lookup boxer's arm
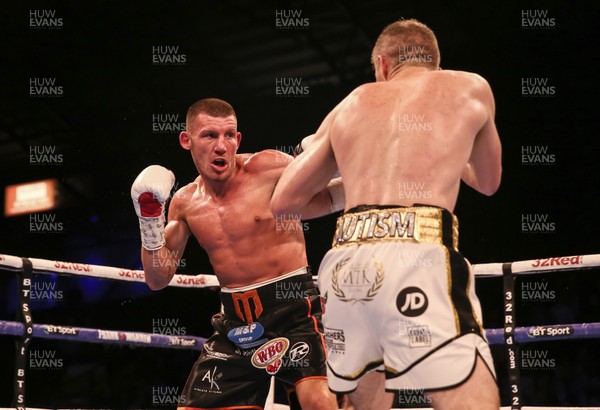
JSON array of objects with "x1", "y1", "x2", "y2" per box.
[
  {"x1": 141, "y1": 191, "x2": 191, "y2": 290},
  {"x1": 266, "y1": 150, "x2": 343, "y2": 220},
  {"x1": 462, "y1": 78, "x2": 502, "y2": 195},
  {"x1": 289, "y1": 176, "x2": 344, "y2": 220},
  {"x1": 271, "y1": 109, "x2": 340, "y2": 217}
]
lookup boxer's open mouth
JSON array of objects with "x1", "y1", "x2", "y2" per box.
[{"x1": 211, "y1": 158, "x2": 228, "y2": 172}]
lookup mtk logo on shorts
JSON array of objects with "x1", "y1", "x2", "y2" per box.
[{"x1": 397, "y1": 287, "x2": 428, "y2": 317}]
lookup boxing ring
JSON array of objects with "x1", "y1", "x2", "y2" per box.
[{"x1": 1, "y1": 252, "x2": 599, "y2": 410}]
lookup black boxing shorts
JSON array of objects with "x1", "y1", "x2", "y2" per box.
[{"x1": 178, "y1": 267, "x2": 328, "y2": 409}]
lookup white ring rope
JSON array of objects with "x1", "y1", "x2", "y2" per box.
[
  {"x1": 1, "y1": 253, "x2": 598, "y2": 287},
  {"x1": 1, "y1": 252, "x2": 598, "y2": 410},
  {"x1": 0, "y1": 253, "x2": 219, "y2": 288}
]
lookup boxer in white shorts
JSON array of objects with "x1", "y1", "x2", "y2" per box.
[
  {"x1": 272, "y1": 18, "x2": 502, "y2": 410},
  {"x1": 318, "y1": 205, "x2": 495, "y2": 393}
]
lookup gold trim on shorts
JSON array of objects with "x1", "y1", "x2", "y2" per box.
[{"x1": 332, "y1": 206, "x2": 458, "y2": 249}]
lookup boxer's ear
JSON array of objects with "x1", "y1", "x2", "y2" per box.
[
  {"x1": 235, "y1": 132, "x2": 242, "y2": 149},
  {"x1": 376, "y1": 55, "x2": 389, "y2": 81},
  {"x1": 179, "y1": 131, "x2": 191, "y2": 150}
]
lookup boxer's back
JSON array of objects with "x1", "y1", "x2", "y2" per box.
[{"x1": 331, "y1": 69, "x2": 491, "y2": 212}]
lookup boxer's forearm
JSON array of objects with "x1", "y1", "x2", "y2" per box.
[
  {"x1": 294, "y1": 177, "x2": 344, "y2": 220},
  {"x1": 141, "y1": 247, "x2": 178, "y2": 290},
  {"x1": 141, "y1": 219, "x2": 189, "y2": 290}
]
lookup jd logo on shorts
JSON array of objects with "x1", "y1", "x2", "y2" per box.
[
  {"x1": 397, "y1": 287, "x2": 428, "y2": 317},
  {"x1": 227, "y1": 322, "x2": 266, "y2": 349}
]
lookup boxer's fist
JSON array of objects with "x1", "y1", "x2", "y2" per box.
[
  {"x1": 131, "y1": 165, "x2": 175, "y2": 218},
  {"x1": 131, "y1": 165, "x2": 175, "y2": 251}
]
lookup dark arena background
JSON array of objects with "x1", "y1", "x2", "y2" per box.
[{"x1": 1, "y1": 1, "x2": 599, "y2": 409}]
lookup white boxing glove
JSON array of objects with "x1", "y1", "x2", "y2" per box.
[{"x1": 131, "y1": 165, "x2": 175, "y2": 251}]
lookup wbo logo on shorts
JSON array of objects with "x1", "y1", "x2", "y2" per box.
[{"x1": 251, "y1": 337, "x2": 290, "y2": 375}]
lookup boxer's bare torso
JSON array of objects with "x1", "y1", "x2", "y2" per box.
[
  {"x1": 168, "y1": 151, "x2": 307, "y2": 287},
  {"x1": 330, "y1": 67, "x2": 499, "y2": 212}
]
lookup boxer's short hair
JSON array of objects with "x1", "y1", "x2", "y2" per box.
[
  {"x1": 186, "y1": 98, "x2": 237, "y2": 130},
  {"x1": 372, "y1": 19, "x2": 440, "y2": 71}
]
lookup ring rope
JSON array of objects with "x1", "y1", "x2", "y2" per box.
[
  {"x1": 0, "y1": 320, "x2": 206, "y2": 350},
  {"x1": 0, "y1": 254, "x2": 219, "y2": 288},
  {"x1": 1, "y1": 253, "x2": 599, "y2": 286},
  {"x1": 2, "y1": 252, "x2": 599, "y2": 409},
  {"x1": 2, "y1": 319, "x2": 598, "y2": 347}
]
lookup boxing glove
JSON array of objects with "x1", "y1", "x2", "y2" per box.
[{"x1": 131, "y1": 165, "x2": 175, "y2": 251}]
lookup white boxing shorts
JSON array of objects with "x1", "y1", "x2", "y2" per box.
[{"x1": 317, "y1": 205, "x2": 496, "y2": 393}]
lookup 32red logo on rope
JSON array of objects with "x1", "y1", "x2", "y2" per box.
[
  {"x1": 53, "y1": 261, "x2": 91, "y2": 272},
  {"x1": 531, "y1": 256, "x2": 582, "y2": 268}
]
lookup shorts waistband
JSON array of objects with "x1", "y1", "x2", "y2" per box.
[
  {"x1": 220, "y1": 267, "x2": 308, "y2": 293},
  {"x1": 333, "y1": 206, "x2": 458, "y2": 249},
  {"x1": 219, "y1": 268, "x2": 316, "y2": 324}
]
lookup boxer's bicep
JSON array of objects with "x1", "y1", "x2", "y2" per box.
[{"x1": 469, "y1": 81, "x2": 502, "y2": 195}]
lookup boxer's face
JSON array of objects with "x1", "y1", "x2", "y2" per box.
[{"x1": 179, "y1": 114, "x2": 242, "y2": 182}]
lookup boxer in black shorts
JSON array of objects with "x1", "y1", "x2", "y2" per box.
[
  {"x1": 131, "y1": 98, "x2": 342, "y2": 409},
  {"x1": 180, "y1": 269, "x2": 327, "y2": 408}
]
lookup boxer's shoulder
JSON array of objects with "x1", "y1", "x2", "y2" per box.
[
  {"x1": 171, "y1": 179, "x2": 201, "y2": 209},
  {"x1": 427, "y1": 70, "x2": 490, "y2": 91},
  {"x1": 241, "y1": 150, "x2": 292, "y2": 173}
]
